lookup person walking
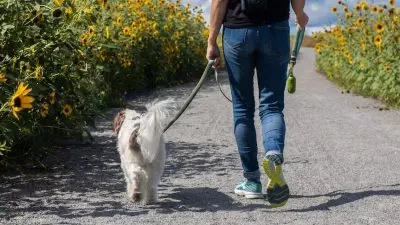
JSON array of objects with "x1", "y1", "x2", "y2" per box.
[{"x1": 207, "y1": 0, "x2": 309, "y2": 207}]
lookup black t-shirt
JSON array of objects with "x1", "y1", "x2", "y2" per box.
[{"x1": 223, "y1": 0, "x2": 290, "y2": 28}]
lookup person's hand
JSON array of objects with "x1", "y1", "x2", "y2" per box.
[
  {"x1": 206, "y1": 42, "x2": 221, "y2": 68},
  {"x1": 295, "y1": 11, "x2": 309, "y2": 28}
]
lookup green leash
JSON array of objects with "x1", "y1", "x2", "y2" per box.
[
  {"x1": 287, "y1": 25, "x2": 306, "y2": 94},
  {"x1": 163, "y1": 60, "x2": 215, "y2": 133}
]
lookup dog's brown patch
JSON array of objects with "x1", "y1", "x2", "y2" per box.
[{"x1": 113, "y1": 111, "x2": 125, "y2": 134}]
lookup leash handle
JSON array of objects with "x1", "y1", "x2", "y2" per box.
[
  {"x1": 290, "y1": 25, "x2": 305, "y2": 67},
  {"x1": 163, "y1": 60, "x2": 215, "y2": 133}
]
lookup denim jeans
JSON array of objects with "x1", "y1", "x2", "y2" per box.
[{"x1": 223, "y1": 20, "x2": 290, "y2": 182}]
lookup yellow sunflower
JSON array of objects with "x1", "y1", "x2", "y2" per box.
[
  {"x1": 371, "y1": 5, "x2": 379, "y2": 13},
  {"x1": 123, "y1": 27, "x2": 131, "y2": 36},
  {"x1": 314, "y1": 44, "x2": 322, "y2": 53},
  {"x1": 116, "y1": 16, "x2": 122, "y2": 25},
  {"x1": 0, "y1": 72, "x2": 7, "y2": 83},
  {"x1": 357, "y1": 17, "x2": 364, "y2": 26},
  {"x1": 331, "y1": 7, "x2": 338, "y2": 13},
  {"x1": 81, "y1": 34, "x2": 89, "y2": 45},
  {"x1": 375, "y1": 22, "x2": 385, "y2": 33},
  {"x1": 362, "y1": 3, "x2": 369, "y2": 11},
  {"x1": 346, "y1": 13, "x2": 353, "y2": 20},
  {"x1": 389, "y1": 0, "x2": 395, "y2": 7},
  {"x1": 89, "y1": 25, "x2": 95, "y2": 36},
  {"x1": 385, "y1": 64, "x2": 391, "y2": 72},
  {"x1": 34, "y1": 65, "x2": 44, "y2": 80},
  {"x1": 49, "y1": 91, "x2": 56, "y2": 104},
  {"x1": 62, "y1": 104, "x2": 73, "y2": 117},
  {"x1": 378, "y1": 7, "x2": 384, "y2": 14},
  {"x1": 374, "y1": 35, "x2": 383, "y2": 52},
  {"x1": 40, "y1": 103, "x2": 49, "y2": 118},
  {"x1": 343, "y1": 7, "x2": 349, "y2": 13},
  {"x1": 355, "y1": 4, "x2": 362, "y2": 12},
  {"x1": 9, "y1": 82, "x2": 35, "y2": 120}
]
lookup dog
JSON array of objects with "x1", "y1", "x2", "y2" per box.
[{"x1": 113, "y1": 99, "x2": 178, "y2": 204}]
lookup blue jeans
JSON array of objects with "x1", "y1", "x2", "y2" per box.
[{"x1": 223, "y1": 21, "x2": 290, "y2": 182}]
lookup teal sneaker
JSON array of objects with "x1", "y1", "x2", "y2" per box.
[
  {"x1": 262, "y1": 153, "x2": 290, "y2": 208},
  {"x1": 234, "y1": 180, "x2": 263, "y2": 199}
]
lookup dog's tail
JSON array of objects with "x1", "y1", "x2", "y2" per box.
[{"x1": 136, "y1": 98, "x2": 179, "y2": 163}]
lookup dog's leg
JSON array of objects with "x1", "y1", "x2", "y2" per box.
[
  {"x1": 124, "y1": 163, "x2": 142, "y2": 202},
  {"x1": 143, "y1": 150, "x2": 166, "y2": 204}
]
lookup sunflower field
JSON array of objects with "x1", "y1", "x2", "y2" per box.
[
  {"x1": 0, "y1": 0, "x2": 208, "y2": 169},
  {"x1": 314, "y1": 0, "x2": 400, "y2": 107}
]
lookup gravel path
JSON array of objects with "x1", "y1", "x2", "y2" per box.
[{"x1": 1, "y1": 48, "x2": 400, "y2": 225}]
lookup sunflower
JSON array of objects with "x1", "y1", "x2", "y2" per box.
[
  {"x1": 49, "y1": 91, "x2": 56, "y2": 104},
  {"x1": 346, "y1": 13, "x2": 353, "y2": 20},
  {"x1": 314, "y1": 44, "x2": 321, "y2": 53},
  {"x1": 371, "y1": 5, "x2": 378, "y2": 13},
  {"x1": 123, "y1": 27, "x2": 131, "y2": 36},
  {"x1": 34, "y1": 65, "x2": 43, "y2": 80},
  {"x1": 364, "y1": 29, "x2": 370, "y2": 36},
  {"x1": 80, "y1": 34, "x2": 89, "y2": 45},
  {"x1": 62, "y1": 104, "x2": 73, "y2": 117},
  {"x1": 357, "y1": 17, "x2": 364, "y2": 26},
  {"x1": 338, "y1": 1, "x2": 342, "y2": 5},
  {"x1": 385, "y1": 64, "x2": 391, "y2": 72},
  {"x1": 89, "y1": 25, "x2": 95, "y2": 36},
  {"x1": 362, "y1": 3, "x2": 369, "y2": 11},
  {"x1": 389, "y1": 0, "x2": 395, "y2": 7},
  {"x1": 9, "y1": 82, "x2": 35, "y2": 120},
  {"x1": 116, "y1": 16, "x2": 122, "y2": 25},
  {"x1": 331, "y1": 7, "x2": 338, "y2": 13},
  {"x1": 355, "y1": 4, "x2": 362, "y2": 11},
  {"x1": 0, "y1": 72, "x2": 7, "y2": 83},
  {"x1": 343, "y1": 7, "x2": 349, "y2": 13},
  {"x1": 40, "y1": 103, "x2": 49, "y2": 118},
  {"x1": 374, "y1": 35, "x2": 383, "y2": 52},
  {"x1": 378, "y1": 7, "x2": 384, "y2": 13},
  {"x1": 375, "y1": 22, "x2": 385, "y2": 33}
]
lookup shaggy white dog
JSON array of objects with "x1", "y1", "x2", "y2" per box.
[{"x1": 113, "y1": 99, "x2": 178, "y2": 204}]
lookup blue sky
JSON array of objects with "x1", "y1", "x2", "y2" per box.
[{"x1": 181, "y1": 0, "x2": 399, "y2": 34}]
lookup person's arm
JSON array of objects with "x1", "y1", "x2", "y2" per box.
[
  {"x1": 291, "y1": 0, "x2": 309, "y2": 27},
  {"x1": 207, "y1": 0, "x2": 229, "y2": 67}
]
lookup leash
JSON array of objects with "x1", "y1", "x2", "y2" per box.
[
  {"x1": 163, "y1": 26, "x2": 305, "y2": 132},
  {"x1": 163, "y1": 60, "x2": 215, "y2": 133}
]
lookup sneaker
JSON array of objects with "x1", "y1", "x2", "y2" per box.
[
  {"x1": 234, "y1": 180, "x2": 263, "y2": 199},
  {"x1": 262, "y1": 154, "x2": 290, "y2": 208}
]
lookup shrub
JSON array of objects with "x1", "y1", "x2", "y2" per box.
[
  {"x1": 314, "y1": 0, "x2": 400, "y2": 107},
  {"x1": 0, "y1": 0, "x2": 208, "y2": 169}
]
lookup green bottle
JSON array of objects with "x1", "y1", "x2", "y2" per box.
[{"x1": 287, "y1": 72, "x2": 296, "y2": 94}]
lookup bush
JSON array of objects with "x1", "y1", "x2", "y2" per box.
[
  {"x1": 0, "y1": 0, "x2": 208, "y2": 169},
  {"x1": 314, "y1": 0, "x2": 400, "y2": 107}
]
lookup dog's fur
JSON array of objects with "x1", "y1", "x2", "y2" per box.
[{"x1": 113, "y1": 99, "x2": 178, "y2": 204}]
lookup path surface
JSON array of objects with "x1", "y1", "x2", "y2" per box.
[{"x1": 1, "y1": 48, "x2": 400, "y2": 225}]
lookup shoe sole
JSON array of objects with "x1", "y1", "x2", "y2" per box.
[
  {"x1": 234, "y1": 189, "x2": 264, "y2": 199},
  {"x1": 262, "y1": 157, "x2": 290, "y2": 207}
]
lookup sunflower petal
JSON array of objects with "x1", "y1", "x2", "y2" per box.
[
  {"x1": 12, "y1": 110, "x2": 20, "y2": 120},
  {"x1": 21, "y1": 96, "x2": 35, "y2": 104}
]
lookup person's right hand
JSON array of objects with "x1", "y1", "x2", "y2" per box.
[
  {"x1": 295, "y1": 11, "x2": 309, "y2": 28},
  {"x1": 206, "y1": 42, "x2": 221, "y2": 68}
]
